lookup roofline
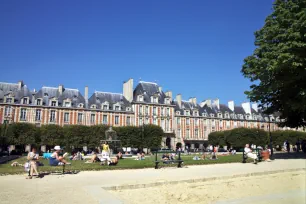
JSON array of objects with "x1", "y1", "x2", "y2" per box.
[
  {"x1": 139, "y1": 81, "x2": 157, "y2": 85},
  {"x1": 0, "y1": 82, "x2": 18, "y2": 85},
  {"x1": 95, "y1": 91, "x2": 123, "y2": 95}
]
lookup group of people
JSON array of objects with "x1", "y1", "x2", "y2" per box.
[{"x1": 283, "y1": 140, "x2": 305, "y2": 153}]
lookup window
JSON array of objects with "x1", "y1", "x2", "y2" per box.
[
  {"x1": 186, "y1": 118, "x2": 190, "y2": 125},
  {"x1": 210, "y1": 114, "x2": 214, "y2": 117},
  {"x1": 6, "y1": 97, "x2": 13, "y2": 103},
  {"x1": 115, "y1": 106, "x2": 120, "y2": 111},
  {"x1": 35, "y1": 109, "x2": 41, "y2": 121},
  {"x1": 51, "y1": 101, "x2": 56, "y2": 106},
  {"x1": 78, "y1": 113, "x2": 83, "y2": 123},
  {"x1": 165, "y1": 98, "x2": 170, "y2": 104},
  {"x1": 161, "y1": 107, "x2": 164, "y2": 116},
  {"x1": 20, "y1": 108, "x2": 27, "y2": 121},
  {"x1": 64, "y1": 102, "x2": 71, "y2": 107},
  {"x1": 153, "y1": 118, "x2": 157, "y2": 125},
  {"x1": 23, "y1": 98, "x2": 28, "y2": 104},
  {"x1": 103, "y1": 115, "x2": 108, "y2": 124},
  {"x1": 145, "y1": 118, "x2": 149, "y2": 124},
  {"x1": 91, "y1": 105, "x2": 96, "y2": 109},
  {"x1": 153, "y1": 107, "x2": 157, "y2": 115},
  {"x1": 195, "y1": 129, "x2": 198, "y2": 138},
  {"x1": 4, "y1": 106, "x2": 11, "y2": 116},
  {"x1": 195, "y1": 118, "x2": 199, "y2": 125},
  {"x1": 185, "y1": 110, "x2": 190, "y2": 116},
  {"x1": 126, "y1": 116, "x2": 131, "y2": 125},
  {"x1": 64, "y1": 113, "x2": 69, "y2": 123},
  {"x1": 36, "y1": 99, "x2": 41, "y2": 105},
  {"x1": 115, "y1": 116, "x2": 119, "y2": 125},
  {"x1": 78, "y1": 103, "x2": 84, "y2": 108},
  {"x1": 139, "y1": 106, "x2": 143, "y2": 115},
  {"x1": 138, "y1": 95, "x2": 143, "y2": 102},
  {"x1": 166, "y1": 119, "x2": 170, "y2": 131},
  {"x1": 218, "y1": 113, "x2": 222, "y2": 118},
  {"x1": 167, "y1": 108, "x2": 170, "y2": 116},
  {"x1": 161, "y1": 119, "x2": 165, "y2": 130},
  {"x1": 145, "y1": 106, "x2": 149, "y2": 115},
  {"x1": 176, "y1": 111, "x2": 180, "y2": 115},
  {"x1": 177, "y1": 117, "x2": 180, "y2": 124},
  {"x1": 177, "y1": 129, "x2": 181, "y2": 138},
  {"x1": 194, "y1": 111, "x2": 198, "y2": 116},
  {"x1": 225, "y1": 114, "x2": 229, "y2": 118},
  {"x1": 139, "y1": 118, "x2": 143, "y2": 125},
  {"x1": 91, "y1": 114, "x2": 95, "y2": 124},
  {"x1": 152, "y1": 97, "x2": 158, "y2": 103},
  {"x1": 186, "y1": 129, "x2": 190, "y2": 138},
  {"x1": 50, "y1": 110, "x2": 56, "y2": 122},
  {"x1": 103, "y1": 105, "x2": 108, "y2": 110}
]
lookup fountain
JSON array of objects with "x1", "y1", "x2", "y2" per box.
[{"x1": 101, "y1": 127, "x2": 121, "y2": 155}]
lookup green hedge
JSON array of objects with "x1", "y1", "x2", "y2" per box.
[
  {"x1": 209, "y1": 128, "x2": 306, "y2": 149},
  {"x1": 0, "y1": 123, "x2": 163, "y2": 151}
]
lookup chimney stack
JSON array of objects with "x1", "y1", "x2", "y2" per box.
[
  {"x1": 228, "y1": 100, "x2": 234, "y2": 112},
  {"x1": 58, "y1": 85, "x2": 64, "y2": 95},
  {"x1": 176, "y1": 94, "x2": 182, "y2": 108},
  {"x1": 165, "y1": 91, "x2": 173, "y2": 101},
  {"x1": 85, "y1": 86, "x2": 89, "y2": 107},
  {"x1": 123, "y1": 78, "x2": 134, "y2": 102},
  {"x1": 212, "y1": 98, "x2": 220, "y2": 110},
  {"x1": 189, "y1": 97, "x2": 197, "y2": 106},
  {"x1": 242, "y1": 102, "x2": 251, "y2": 115},
  {"x1": 200, "y1": 99, "x2": 212, "y2": 108},
  {"x1": 18, "y1": 80, "x2": 24, "y2": 90},
  {"x1": 158, "y1": 86, "x2": 162, "y2": 93}
]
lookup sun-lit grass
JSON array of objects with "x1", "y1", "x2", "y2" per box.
[{"x1": 0, "y1": 154, "x2": 249, "y2": 175}]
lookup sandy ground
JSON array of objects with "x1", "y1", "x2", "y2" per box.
[{"x1": 111, "y1": 171, "x2": 306, "y2": 204}]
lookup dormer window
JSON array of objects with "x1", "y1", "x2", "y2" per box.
[
  {"x1": 64, "y1": 102, "x2": 71, "y2": 107},
  {"x1": 51, "y1": 101, "x2": 57, "y2": 107},
  {"x1": 91, "y1": 105, "x2": 96, "y2": 109},
  {"x1": 36, "y1": 99, "x2": 41, "y2": 106},
  {"x1": 218, "y1": 113, "x2": 222, "y2": 118},
  {"x1": 23, "y1": 98, "x2": 28, "y2": 104},
  {"x1": 126, "y1": 107, "x2": 131, "y2": 111},
  {"x1": 185, "y1": 110, "x2": 190, "y2": 116},
  {"x1": 176, "y1": 111, "x2": 180, "y2": 115},
  {"x1": 152, "y1": 96, "x2": 158, "y2": 103},
  {"x1": 165, "y1": 98, "x2": 170, "y2": 104},
  {"x1": 225, "y1": 113, "x2": 229, "y2": 118},
  {"x1": 78, "y1": 103, "x2": 84, "y2": 108},
  {"x1": 44, "y1": 93, "x2": 48, "y2": 97},
  {"x1": 193, "y1": 111, "x2": 198, "y2": 116},
  {"x1": 115, "y1": 105, "x2": 120, "y2": 111},
  {"x1": 103, "y1": 105, "x2": 108, "y2": 110},
  {"x1": 202, "y1": 113, "x2": 207, "y2": 117},
  {"x1": 210, "y1": 114, "x2": 214, "y2": 117},
  {"x1": 6, "y1": 97, "x2": 13, "y2": 103},
  {"x1": 138, "y1": 95, "x2": 144, "y2": 102}
]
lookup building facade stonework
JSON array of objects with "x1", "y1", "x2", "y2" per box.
[{"x1": 0, "y1": 80, "x2": 300, "y2": 150}]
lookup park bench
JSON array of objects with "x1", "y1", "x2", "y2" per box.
[
  {"x1": 242, "y1": 148, "x2": 263, "y2": 163},
  {"x1": 154, "y1": 150, "x2": 183, "y2": 169}
]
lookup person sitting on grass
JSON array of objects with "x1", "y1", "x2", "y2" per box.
[
  {"x1": 109, "y1": 155, "x2": 119, "y2": 166},
  {"x1": 85, "y1": 150, "x2": 101, "y2": 163},
  {"x1": 49, "y1": 146, "x2": 70, "y2": 166},
  {"x1": 244, "y1": 144, "x2": 258, "y2": 164},
  {"x1": 26, "y1": 147, "x2": 40, "y2": 179}
]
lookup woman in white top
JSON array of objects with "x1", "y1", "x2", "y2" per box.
[
  {"x1": 244, "y1": 144, "x2": 258, "y2": 164},
  {"x1": 27, "y1": 147, "x2": 39, "y2": 179}
]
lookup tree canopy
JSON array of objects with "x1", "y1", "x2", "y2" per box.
[{"x1": 241, "y1": 0, "x2": 306, "y2": 128}]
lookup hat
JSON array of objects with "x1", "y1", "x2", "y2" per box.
[{"x1": 54, "y1": 146, "x2": 61, "y2": 151}]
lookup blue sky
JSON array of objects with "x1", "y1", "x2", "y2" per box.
[{"x1": 0, "y1": 0, "x2": 273, "y2": 105}]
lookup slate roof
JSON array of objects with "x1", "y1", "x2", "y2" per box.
[
  {"x1": 88, "y1": 91, "x2": 132, "y2": 111},
  {"x1": 133, "y1": 81, "x2": 169, "y2": 104},
  {"x1": 174, "y1": 100, "x2": 201, "y2": 115},
  {"x1": 0, "y1": 82, "x2": 32, "y2": 103},
  {"x1": 35, "y1": 86, "x2": 85, "y2": 108},
  {"x1": 200, "y1": 104, "x2": 216, "y2": 116}
]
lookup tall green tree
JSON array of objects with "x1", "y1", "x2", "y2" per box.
[{"x1": 242, "y1": 0, "x2": 306, "y2": 128}]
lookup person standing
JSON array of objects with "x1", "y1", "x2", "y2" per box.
[
  {"x1": 286, "y1": 140, "x2": 290, "y2": 153},
  {"x1": 296, "y1": 140, "x2": 301, "y2": 152},
  {"x1": 102, "y1": 141, "x2": 110, "y2": 157}
]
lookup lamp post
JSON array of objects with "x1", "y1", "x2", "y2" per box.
[{"x1": 268, "y1": 115, "x2": 273, "y2": 159}]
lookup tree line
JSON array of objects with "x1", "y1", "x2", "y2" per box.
[
  {"x1": 0, "y1": 123, "x2": 163, "y2": 151},
  {"x1": 208, "y1": 127, "x2": 306, "y2": 149}
]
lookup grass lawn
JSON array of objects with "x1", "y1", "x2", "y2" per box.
[{"x1": 0, "y1": 154, "x2": 250, "y2": 175}]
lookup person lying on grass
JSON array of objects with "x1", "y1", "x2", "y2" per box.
[
  {"x1": 49, "y1": 146, "x2": 70, "y2": 166},
  {"x1": 101, "y1": 155, "x2": 119, "y2": 166}
]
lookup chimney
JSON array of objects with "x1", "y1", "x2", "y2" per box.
[
  {"x1": 18, "y1": 80, "x2": 24, "y2": 90},
  {"x1": 242, "y1": 102, "x2": 251, "y2": 115},
  {"x1": 200, "y1": 99, "x2": 212, "y2": 108},
  {"x1": 32, "y1": 89, "x2": 36, "y2": 105},
  {"x1": 85, "y1": 86, "x2": 89, "y2": 106},
  {"x1": 252, "y1": 103, "x2": 258, "y2": 112},
  {"x1": 123, "y1": 78, "x2": 134, "y2": 102},
  {"x1": 189, "y1": 97, "x2": 197, "y2": 106},
  {"x1": 165, "y1": 91, "x2": 173, "y2": 101},
  {"x1": 58, "y1": 85, "x2": 64, "y2": 95},
  {"x1": 228, "y1": 100, "x2": 234, "y2": 111},
  {"x1": 176, "y1": 94, "x2": 182, "y2": 108},
  {"x1": 158, "y1": 86, "x2": 162, "y2": 93},
  {"x1": 212, "y1": 98, "x2": 220, "y2": 110}
]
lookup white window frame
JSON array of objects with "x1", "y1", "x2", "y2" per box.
[
  {"x1": 50, "y1": 110, "x2": 56, "y2": 122},
  {"x1": 102, "y1": 102, "x2": 109, "y2": 110},
  {"x1": 36, "y1": 99, "x2": 42, "y2": 106},
  {"x1": 20, "y1": 108, "x2": 27, "y2": 121},
  {"x1": 35, "y1": 109, "x2": 41, "y2": 121},
  {"x1": 103, "y1": 115, "x2": 108, "y2": 124},
  {"x1": 91, "y1": 114, "x2": 95, "y2": 124},
  {"x1": 64, "y1": 112, "x2": 70, "y2": 123},
  {"x1": 77, "y1": 113, "x2": 83, "y2": 123},
  {"x1": 186, "y1": 118, "x2": 190, "y2": 125},
  {"x1": 138, "y1": 95, "x2": 144, "y2": 102},
  {"x1": 115, "y1": 116, "x2": 119, "y2": 125},
  {"x1": 126, "y1": 116, "x2": 131, "y2": 125},
  {"x1": 51, "y1": 100, "x2": 57, "y2": 107},
  {"x1": 153, "y1": 107, "x2": 157, "y2": 115},
  {"x1": 5, "y1": 97, "x2": 13, "y2": 103}
]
